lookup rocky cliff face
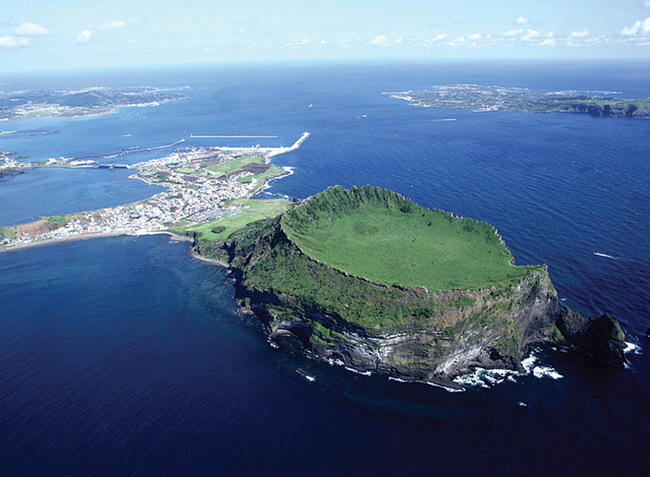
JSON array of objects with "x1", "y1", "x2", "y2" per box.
[
  {"x1": 570, "y1": 102, "x2": 640, "y2": 117},
  {"x1": 212, "y1": 188, "x2": 627, "y2": 386},
  {"x1": 556, "y1": 308, "x2": 627, "y2": 367},
  {"x1": 299, "y1": 269, "x2": 560, "y2": 382}
]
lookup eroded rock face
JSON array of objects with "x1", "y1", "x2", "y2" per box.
[{"x1": 236, "y1": 254, "x2": 563, "y2": 385}]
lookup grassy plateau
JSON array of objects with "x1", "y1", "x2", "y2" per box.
[{"x1": 281, "y1": 185, "x2": 539, "y2": 291}]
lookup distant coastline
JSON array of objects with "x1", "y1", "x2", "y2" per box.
[
  {"x1": 389, "y1": 84, "x2": 650, "y2": 118},
  {"x1": 0, "y1": 86, "x2": 190, "y2": 121}
]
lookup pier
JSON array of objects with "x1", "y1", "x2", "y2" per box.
[
  {"x1": 288, "y1": 131, "x2": 310, "y2": 150},
  {"x1": 205, "y1": 131, "x2": 311, "y2": 157},
  {"x1": 264, "y1": 131, "x2": 311, "y2": 157},
  {"x1": 63, "y1": 132, "x2": 312, "y2": 171},
  {"x1": 97, "y1": 163, "x2": 130, "y2": 169},
  {"x1": 190, "y1": 135, "x2": 278, "y2": 139}
]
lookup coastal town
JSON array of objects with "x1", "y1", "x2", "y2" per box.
[{"x1": 0, "y1": 132, "x2": 310, "y2": 251}]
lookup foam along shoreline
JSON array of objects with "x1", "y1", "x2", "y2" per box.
[
  {"x1": 253, "y1": 166, "x2": 295, "y2": 198},
  {"x1": 326, "y1": 347, "x2": 465, "y2": 392},
  {"x1": 0, "y1": 229, "x2": 192, "y2": 254},
  {"x1": 452, "y1": 350, "x2": 563, "y2": 389},
  {"x1": 189, "y1": 251, "x2": 228, "y2": 267}
]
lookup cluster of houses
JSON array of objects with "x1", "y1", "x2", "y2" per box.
[{"x1": 2, "y1": 148, "x2": 264, "y2": 249}]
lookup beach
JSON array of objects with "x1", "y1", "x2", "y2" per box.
[{"x1": 0, "y1": 230, "x2": 192, "y2": 254}]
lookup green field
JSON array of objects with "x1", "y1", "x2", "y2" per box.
[
  {"x1": 204, "y1": 153, "x2": 286, "y2": 185},
  {"x1": 0, "y1": 225, "x2": 17, "y2": 241},
  {"x1": 282, "y1": 186, "x2": 538, "y2": 291},
  {"x1": 173, "y1": 198, "x2": 292, "y2": 246},
  {"x1": 205, "y1": 154, "x2": 263, "y2": 174},
  {"x1": 247, "y1": 165, "x2": 286, "y2": 184}
]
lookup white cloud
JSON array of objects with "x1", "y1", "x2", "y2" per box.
[
  {"x1": 283, "y1": 37, "x2": 311, "y2": 47},
  {"x1": 621, "y1": 24, "x2": 638, "y2": 36},
  {"x1": 469, "y1": 33, "x2": 482, "y2": 41},
  {"x1": 448, "y1": 36, "x2": 466, "y2": 45},
  {"x1": 540, "y1": 38, "x2": 556, "y2": 47},
  {"x1": 0, "y1": 35, "x2": 30, "y2": 49},
  {"x1": 14, "y1": 23, "x2": 50, "y2": 36},
  {"x1": 395, "y1": 36, "x2": 403, "y2": 44},
  {"x1": 516, "y1": 16, "x2": 529, "y2": 25},
  {"x1": 571, "y1": 30, "x2": 589, "y2": 38},
  {"x1": 427, "y1": 33, "x2": 448, "y2": 43},
  {"x1": 100, "y1": 21, "x2": 126, "y2": 30},
  {"x1": 522, "y1": 29, "x2": 540, "y2": 41},
  {"x1": 502, "y1": 29, "x2": 523, "y2": 37},
  {"x1": 76, "y1": 30, "x2": 93, "y2": 44},
  {"x1": 370, "y1": 34, "x2": 388, "y2": 46},
  {"x1": 621, "y1": 17, "x2": 650, "y2": 36}
]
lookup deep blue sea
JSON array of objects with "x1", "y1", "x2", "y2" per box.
[{"x1": 1, "y1": 61, "x2": 648, "y2": 475}]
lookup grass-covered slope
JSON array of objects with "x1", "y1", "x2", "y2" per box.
[
  {"x1": 281, "y1": 185, "x2": 539, "y2": 292},
  {"x1": 219, "y1": 185, "x2": 549, "y2": 331},
  {"x1": 60, "y1": 90, "x2": 117, "y2": 107},
  {"x1": 222, "y1": 213, "x2": 497, "y2": 330}
]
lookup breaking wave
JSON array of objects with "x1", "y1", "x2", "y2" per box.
[
  {"x1": 453, "y1": 350, "x2": 563, "y2": 389},
  {"x1": 624, "y1": 341, "x2": 641, "y2": 355}
]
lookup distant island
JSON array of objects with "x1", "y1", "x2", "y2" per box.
[
  {"x1": 199, "y1": 185, "x2": 627, "y2": 389},
  {"x1": 0, "y1": 86, "x2": 189, "y2": 121},
  {"x1": 390, "y1": 84, "x2": 650, "y2": 117}
]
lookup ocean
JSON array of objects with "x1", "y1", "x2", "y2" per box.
[{"x1": 0, "y1": 61, "x2": 648, "y2": 475}]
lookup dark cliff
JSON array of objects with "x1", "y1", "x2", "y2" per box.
[{"x1": 556, "y1": 308, "x2": 626, "y2": 367}]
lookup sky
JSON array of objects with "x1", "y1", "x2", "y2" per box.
[{"x1": 2, "y1": 0, "x2": 650, "y2": 71}]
